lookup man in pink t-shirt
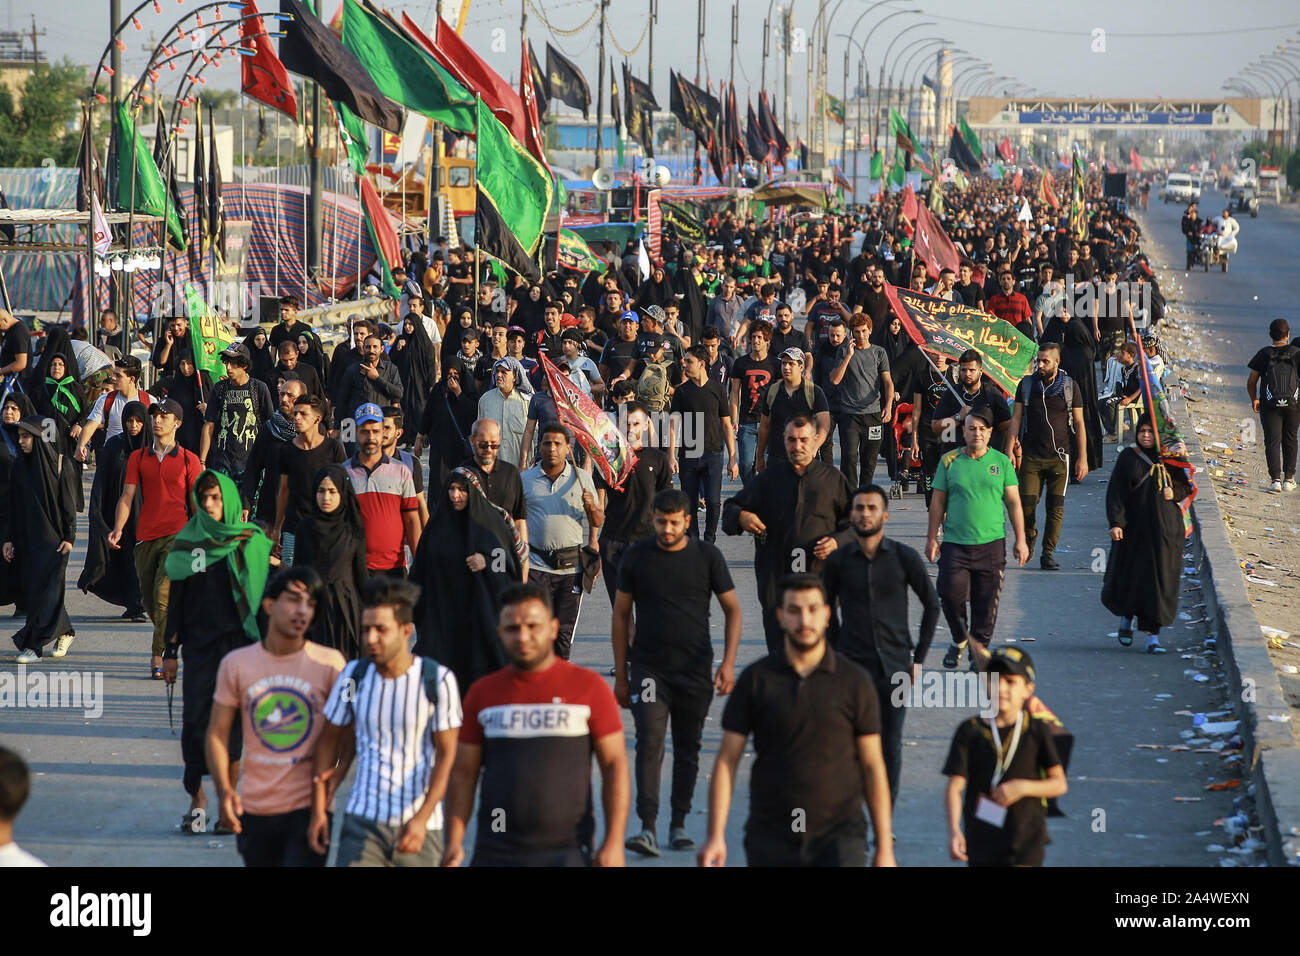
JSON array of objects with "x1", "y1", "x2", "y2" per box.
[{"x1": 207, "y1": 567, "x2": 345, "y2": 867}]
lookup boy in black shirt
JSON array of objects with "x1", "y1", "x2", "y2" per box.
[
  {"x1": 942, "y1": 647, "x2": 1066, "y2": 867},
  {"x1": 669, "y1": 347, "x2": 739, "y2": 542}
]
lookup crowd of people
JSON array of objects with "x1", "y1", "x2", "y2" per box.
[{"x1": 0, "y1": 164, "x2": 1196, "y2": 868}]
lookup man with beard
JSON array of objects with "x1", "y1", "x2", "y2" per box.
[
  {"x1": 335, "y1": 336, "x2": 403, "y2": 432},
  {"x1": 328, "y1": 318, "x2": 373, "y2": 410},
  {"x1": 698, "y1": 573, "x2": 894, "y2": 868},
  {"x1": 241, "y1": 378, "x2": 304, "y2": 524},
  {"x1": 931, "y1": 351, "x2": 1013, "y2": 455},
  {"x1": 823, "y1": 485, "x2": 939, "y2": 803},
  {"x1": 614, "y1": 489, "x2": 741, "y2": 858},
  {"x1": 724, "y1": 416, "x2": 854, "y2": 654},
  {"x1": 461, "y1": 418, "x2": 529, "y2": 573},
  {"x1": 853, "y1": 264, "x2": 892, "y2": 332}
]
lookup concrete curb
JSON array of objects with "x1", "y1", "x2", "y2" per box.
[{"x1": 1168, "y1": 348, "x2": 1299, "y2": 866}]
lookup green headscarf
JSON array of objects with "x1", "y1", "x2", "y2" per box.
[{"x1": 165, "y1": 469, "x2": 273, "y2": 642}]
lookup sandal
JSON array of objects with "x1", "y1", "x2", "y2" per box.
[
  {"x1": 152, "y1": 665, "x2": 164, "y2": 680},
  {"x1": 1118, "y1": 627, "x2": 1134, "y2": 647}
]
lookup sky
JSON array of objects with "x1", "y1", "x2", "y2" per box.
[{"x1": 7, "y1": 0, "x2": 1299, "y2": 118}]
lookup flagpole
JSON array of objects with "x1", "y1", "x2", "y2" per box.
[
  {"x1": 473, "y1": 94, "x2": 480, "y2": 325},
  {"x1": 82, "y1": 106, "x2": 97, "y2": 341},
  {"x1": 124, "y1": 98, "x2": 141, "y2": 352},
  {"x1": 156, "y1": 95, "x2": 173, "y2": 331}
]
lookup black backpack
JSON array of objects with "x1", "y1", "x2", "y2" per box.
[
  {"x1": 1261, "y1": 347, "x2": 1300, "y2": 409},
  {"x1": 348, "y1": 657, "x2": 444, "y2": 705}
]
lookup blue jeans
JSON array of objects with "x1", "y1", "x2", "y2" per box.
[
  {"x1": 737, "y1": 423, "x2": 759, "y2": 484},
  {"x1": 678, "y1": 451, "x2": 722, "y2": 541}
]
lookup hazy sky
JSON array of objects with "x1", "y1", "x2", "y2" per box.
[{"x1": 8, "y1": 0, "x2": 1299, "y2": 112}]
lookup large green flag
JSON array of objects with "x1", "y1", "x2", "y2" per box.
[
  {"x1": 114, "y1": 103, "x2": 184, "y2": 249},
  {"x1": 958, "y1": 116, "x2": 984, "y2": 161},
  {"x1": 341, "y1": 0, "x2": 475, "y2": 133},
  {"x1": 890, "y1": 108, "x2": 915, "y2": 153},
  {"x1": 184, "y1": 282, "x2": 235, "y2": 383},
  {"x1": 1069, "y1": 150, "x2": 1088, "y2": 241},
  {"x1": 476, "y1": 98, "x2": 553, "y2": 256},
  {"x1": 869, "y1": 150, "x2": 883, "y2": 180}
]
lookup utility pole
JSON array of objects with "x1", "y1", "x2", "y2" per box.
[
  {"x1": 782, "y1": 5, "x2": 791, "y2": 139},
  {"x1": 647, "y1": 0, "x2": 657, "y2": 94},
  {"x1": 761, "y1": 13, "x2": 769, "y2": 94},
  {"x1": 595, "y1": 0, "x2": 608, "y2": 169},
  {"x1": 429, "y1": 0, "x2": 443, "y2": 246},
  {"x1": 695, "y1": 0, "x2": 704, "y2": 184},
  {"x1": 841, "y1": 47, "x2": 849, "y2": 175},
  {"x1": 729, "y1": 2, "x2": 737, "y2": 186},
  {"x1": 109, "y1": 0, "x2": 122, "y2": 326},
  {"x1": 26, "y1": 13, "x2": 43, "y2": 64},
  {"x1": 818, "y1": 0, "x2": 827, "y2": 167}
]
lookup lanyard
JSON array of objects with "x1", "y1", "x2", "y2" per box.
[{"x1": 989, "y1": 711, "x2": 1024, "y2": 787}]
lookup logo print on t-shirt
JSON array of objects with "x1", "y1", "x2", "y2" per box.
[
  {"x1": 989, "y1": 464, "x2": 1000, "y2": 477},
  {"x1": 251, "y1": 688, "x2": 313, "y2": 752}
]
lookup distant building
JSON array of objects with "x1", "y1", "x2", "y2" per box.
[{"x1": 0, "y1": 29, "x2": 44, "y2": 104}]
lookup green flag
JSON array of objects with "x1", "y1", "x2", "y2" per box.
[
  {"x1": 114, "y1": 103, "x2": 184, "y2": 249},
  {"x1": 869, "y1": 151, "x2": 883, "y2": 180},
  {"x1": 475, "y1": 98, "x2": 553, "y2": 256},
  {"x1": 333, "y1": 100, "x2": 369, "y2": 176},
  {"x1": 889, "y1": 149, "x2": 906, "y2": 188},
  {"x1": 557, "y1": 228, "x2": 605, "y2": 272},
  {"x1": 958, "y1": 116, "x2": 984, "y2": 161},
  {"x1": 1069, "y1": 150, "x2": 1088, "y2": 241},
  {"x1": 823, "y1": 92, "x2": 845, "y2": 125},
  {"x1": 184, "y1": 282, "x2": 235, "y2": 383},
  {"x1": 929, "y1": 182, "x2": 944, "y2": 215},
  {"x1": 890, "y1": 108, "x2": 915, "y2": 153},
  {"x1": 341, "y1": 0, "x2": 475, "y2": 133}
]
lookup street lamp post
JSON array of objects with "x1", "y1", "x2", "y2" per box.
[
  {"x1": 894, "y1": 37, "x2": 945, "y2": 139},
  {"x1": 876, "y1": 21, "x2": 934, "y2": 148}
]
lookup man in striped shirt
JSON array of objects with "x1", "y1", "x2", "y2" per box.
[{"x1": 310, "y1": 578, "x2": 461, "y2": 866}]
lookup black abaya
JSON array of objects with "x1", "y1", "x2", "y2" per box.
[
  {"x1": 410, "y1": 470, "x2": 522, "y2": 692},
  {"x1": 1041, "y1": 315, "x2": 1104, "y2": 470},
  {"x1": 419, "y1": 379, "x2": 477, "y2": 487},
  {"x1": 1102, "y1": 445, "x2": 1190, "y2": 633},
  {"x1": 79, "y1": 402, "x2": 148, "y2": 614},
  {"x1": 6, "y1": 416, "x2": 77, "y2": 654},
  {"x1": 294, "y1": 465, "x2": 367, "y2": 659},
  {"x1": 0, "y1": 393, "x2": 36, "y2": 608},
  {"x1": 393, "y1": 317, "x2": 435, "y2": 444}
]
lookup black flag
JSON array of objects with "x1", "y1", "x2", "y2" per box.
[
  {"x1": 278, "y1": 0, "x2": 403, "y2": 133},
  {"x1": 623, "y1": 62, "x2": 657, "y2": 158},
  {"x1": 528, "y1": 40, "x2": 549, "y2": 116},
  {"x1": 949, "y1": 129, "x2": 981, "y2": 175},
  {"x1": 669, "y1": 70, "x2": 717, "y2": 142},
  {"x1": 546, "y1": 43, "x2": 591, "y2": 119},
  {"x1": 746, "y1": 100, "x2": 771, "y2": 164},
  {"x1": 192, "y1": 103, "x2": 208, "y2": 255},
  {"x1": 758, "y1": 93, "x2": 789, "y2": 159},
  {"x1": 475, "y1": 185, "x2": 540, "y2": 282},
  {"x1": 207, "y1": 106, "x2": 225, "y2": 266},
  {"x1": 610, "y1": 58, "x2": 622, "y2": 135}
]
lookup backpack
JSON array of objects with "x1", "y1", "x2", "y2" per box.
[
  {"x1": 765, "y1": 379, "x2": 816, "y2": 413},
  {"x1": 104, "y1": 387, "x2": 153, "y2": 422},
  {"x1": 636, "y1": 360, "x2": 673, "y2": 411},
  {"x1": 1261, "y1": 347, "x2": 1300, "y2": 409},
  {"x1": 349, "y1": 657, "x2": 444, "y2": 706},
  {"x1": 1016, "y1": 373, "x2": 1075, "y2": 437}
]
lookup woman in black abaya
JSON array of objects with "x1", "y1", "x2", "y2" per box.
[
  {"x1": 151, "y1": 348, "x2": 212, "y2": 454},
  {"x1": 79, "y1": 400, "x2": 148, "y2": 621},
  {"x1": 296, "y1": 329, "x2": 331, "y2": 385},
  {"x1": 1039, "y1": 302, "x2": 1104, "y2": 471},
  {"x1": 4, "y1": 415, "x2": 77, "y2": 661},
  {"x1": 392, "y1": 312, "x2": 435, "y2": 448},
  {"x1": 1102, "y1": 415, "x2": 1191, "y2": 654},
  {"x1": 295, "y1": 465, "x2": 367, "y2": 659},
  {"x1": 410, "y1": 468, "x2": 525, "y2": 692},
  {"x1": 0, "y1": 392, "x2": 35, "y2": 611},
  {"x1": 244, "y1": 328, "x2": 278, "y2": 393}
]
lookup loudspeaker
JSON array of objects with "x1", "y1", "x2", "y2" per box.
[
  {"x1": 609, "y1": 187, "x2": 633, "y2": 209},
  {"x1": 256, "y1": 296, "x2": 281, "y2": 326},
  {"x1": 1103, "y1": 172, "x2": 1127, "y2": 199}
]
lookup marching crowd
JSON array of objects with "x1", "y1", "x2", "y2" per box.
[{"x1": 0, "y1": 167, "x2": 1197, "y2": 868}]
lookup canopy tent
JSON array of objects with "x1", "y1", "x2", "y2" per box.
[{"x1": 750, "y1": 182, "x2": 829, "y2": 208}]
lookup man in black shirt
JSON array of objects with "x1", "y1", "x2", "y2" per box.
[
  {"x1": 768, "y1": 303, "x2": 808, "y2": 364},
  {"x1": 954, "y1": 262, "x2": 985, "y2": 311},
  {"x1": 853, "y1": 263, "x2": 892, "y2": 331},
  {"x1": 273, "y1": 340, "x2": 324, "y2": 399},
  {"x1": 200, "y1": 343, "x2": 274, "y2": 483},
  {"x1": 1007, "y1": 342, "x2": 1087, "y2": 570},
  {"x1": 730, "y1": 322, "x2": 780, "y2": 483},
  {"x1": 812, "y1": 317, "x2": 849, "y2": 465},
  {"x1": 1247, "y1": 317, "x2": 1300, "y2": 491},
  {"x1": 724, "y1": 416, "x2": 854, "y2": 654},
  {"x1": 669, "y1": 347, "x2": 738, "y2": 542},
  {"x1": 931, "y1": 350, "x2": 1013, "y2": 454},
  {"x1": 267, "y1": 296, "x2": 308, "y2": 351},
  {"x1": 460, "y1": 418, "x2": 529, "y2": 570},
  {"x1": 598, "y1": 311, "x2": 642, "y2": 399},
  {"x1": 614, "y1": 488, "x2": 741, "y2": 857},
  {"x1": 823, "y1": 485, "x2": 939, "y2": 802},
  {"x1": 0, "y1": 308, "x2": 31, "y2": 383},
  {"x1": 595, "y1": 404, "x2": 671, "y2": 604},
  {"x1": 699, "y1": 573, "x2": 894, "y2": 868}
]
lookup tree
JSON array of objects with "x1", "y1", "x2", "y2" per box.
[{"x1": 0, "y1": 59, "x2": 87, "y2": 167}]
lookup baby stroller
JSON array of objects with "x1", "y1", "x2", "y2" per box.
[{"x1": 889, "y1": 402, "x2": 925, "y2": 498}]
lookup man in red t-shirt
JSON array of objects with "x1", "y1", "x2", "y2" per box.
[
  {"x1": 109, "y1": 399, "x2": 202, "y2": 677},
  {"x1": 442, "y1": 583, "x2": 629, "y2": 868},
  {"x1": 985, "y1": 270, "x2": 1033, "y2": 338}
]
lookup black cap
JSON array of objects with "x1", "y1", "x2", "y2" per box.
[
  {"x1": 561, "y1": 328, "x2": 586, "y2": 343},
  {"x1": 988, "y1": 646, "x2": 1036, "y2": 682},
  {"x1": 149, "y1": 397, "x2": 185, "y2": 422},
  {"x1": 966, "y1": 404, "x2": 995, "y2": 427},
  {"x1": 220, "y1": 342, "x2": 251, "y2": 367}
]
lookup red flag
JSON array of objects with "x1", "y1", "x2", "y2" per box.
[
  {"x1": 1012, "y1": 169, "x2": 1023, "y2": 193},
  {"x1": 1037, "y1": 173, "x2": 1060, "y2": 210},
  {"x1": 415, "y1": 15, "x2": 527, "y2": 144},
  {"x1": 240, "y1": 0, "x2": 297, "y2": 120},
  {"x1": 912, "y1": 202, "x2": 961, "y2": 279},
  {"x1": 899, "y1": 185, "x2": 918, "y2": 237},
  {"x1": 997, "y1": 137, "x2": 1014, "y2": 163},
  {"x1": 518, "y1": 34, "x2": 547, "y2": 164},
  {"x1": 1128, "y1": 147, "x2": 1144, "y2": 172},
  {"x1": 359, "y1": 176, "x2": 401, "y2": 274},
  {"x1": 539, "y1": 353, "x2": 638, "y2": 490}
]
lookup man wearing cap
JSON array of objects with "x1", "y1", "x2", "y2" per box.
[
  {"x1": 201, "y1": 342, "x2": 274, "y2": 484},
  {"x1": 109, "y1": 398, "x2": 203, "y2": 678},
  {"x1": 926, "y1": 406, "x2": 1029, "y2": 673},
  {"x1": 478, "y1": 360, "x2": 530, "y2": 468},
  {"x1": 345, "y1": 404, "x2": 422, "y2": 576},
  {"x1": 639, "y1": 305, "x2": 685, "y2": 380},
  {"x1": 756, "y1": 348, "x2": 832, "y2": 472},
  {"x1": 943, "y1": 645, "x2": 1067, "y2": 867},
  {"x1": 336, "y1": 334, "x2": 404, "y2": 435},
  {"x1": 599, "y1": 311, "x2": 643, "y2": 404}
]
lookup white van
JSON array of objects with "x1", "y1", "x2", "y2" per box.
[{"x1": 1163, "y1": 173, "x2": 1201, "y2": 204}]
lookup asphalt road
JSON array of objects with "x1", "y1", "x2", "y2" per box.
[{"x1": 5, "y1": 212, "x2": 1277, "y2": 863}]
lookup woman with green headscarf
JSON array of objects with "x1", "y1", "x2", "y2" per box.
[{"x1": 161, "y1": 470, "x2": 272, "y2": 827}]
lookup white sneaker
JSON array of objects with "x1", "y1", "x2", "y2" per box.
[
  {"x1": 51, "y1": 634, "x2": 75, "y2": 658},
  {"x1": 16, "y1": 648, "x2": 38, "y2": 664},
  {"x1": 1284, "y1": 479, "x2": 1298, "y2": 493},
  {"x1": 1269, "y1": 480, "x2": 1283, "y2": 493}
]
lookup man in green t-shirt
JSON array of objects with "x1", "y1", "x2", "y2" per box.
[{"x1": 925, "y1": 406, "x2": 1029, "y2": 673}]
